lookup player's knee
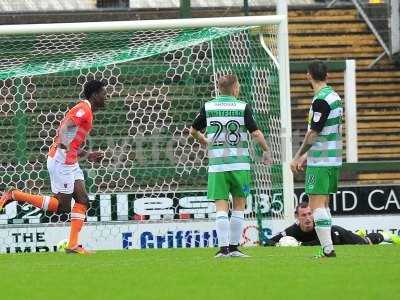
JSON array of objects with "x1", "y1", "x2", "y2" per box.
[
  {"x1": 57, "y1": 198, "x2": 72, "y2": 214},
  {"x1": 75, "y1": 195, "x2": 90, "y2": 208},
  {"x1": 232, "y1": 198, "x2": 246, "y2": 210}
]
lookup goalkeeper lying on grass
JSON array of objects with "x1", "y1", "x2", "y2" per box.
[{"x1": 264, "y1": 202, "x2": 400, "y2": 246}]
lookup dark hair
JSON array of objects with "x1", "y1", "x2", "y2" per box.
[
  {"x1": 295, "y1": 202, "x2": 309, "y2": 215},
  {"x1": 83, "y1": 80, "x2": 105, "y2": 99},
  {"x1": 218, "y1": 74, "x2": 238, "y2": 95},
  {"x1": 307, "y1": 60, "x2": 327, "y2": 81}
]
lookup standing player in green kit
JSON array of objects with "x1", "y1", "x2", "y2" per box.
[
  {"x1": 190, "y1": 74, "x2": 272, "y2": 258},
  {"x1": 291, "y1": 61, "x2": 343, "y2": 258}
]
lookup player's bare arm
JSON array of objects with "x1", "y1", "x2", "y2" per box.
[
  {"x1": 77, "y1": 149, "x2": 104, "y2": 162},
  {"x1": 189, "y1": 126, "x2": 208, "y2": 146},
  {"x1": 291, "y1": 129, "x2": 318, "y2": 173},
  {"x1": 251, "y1": 129, "x2": 272, "y2": 164}
]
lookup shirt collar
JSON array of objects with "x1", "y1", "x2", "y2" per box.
[
  {"x1": 218, "y1": 95, "x2": 236, "y2": 101},
  {"x1": 82, "y1": 99, "x2": 92, "y2": 110},
  {"x1": 313, "y1": 85, "x2": 332, "y2": 99}
]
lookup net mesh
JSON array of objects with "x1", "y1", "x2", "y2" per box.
[{"x1": 0, "y1": 24, "x2": 285, "y2": 250}]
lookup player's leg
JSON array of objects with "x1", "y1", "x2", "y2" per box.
[
  {"x1": 215, "y1": 200, "x2": 230, "y2": 257},
  {"x1": 306, "y1": 166, "x2": 335, "y2": 257},
  {"x1": 324, "y1": 167, "x2": 339, "y2": 220},
  {"x1": 380, "y1": 232, "x2": 400, "y2": 244},
  {"x1": 229, "y1": 170, "x2": 251, "y2": 257},
  {"x1": 364, "y1": 232, "x2": 384, "y2": 245},
  {"x1": 309, "y1": 194, "x2": 335, "y2": 256},
  {"x1": 208, "y1": 172, "x2": 230, "y2": 257},
  {"x1": 65, "y1": 165, "x2": 92, "y2": 254},
  {"x1": 0, "y1": 188, "x2": 61, "y2": 213},
  {"x1": 0, "y1": 157, "x2": 64, "y2": 213},
  {"x1": 332, "y1": 226, "x2": 369, "y2": 245},
  {"x1": 36, "y1": 159, "x2": 89, "y2": 254},
  {"x1": 324, "y1": 197, "x2": 332, "y2": 219},
  {"x1": 68, "y1": 180, "x2": 89, "y2": 249},
  {"x1": 358, "y1": 230, "x2": 400, "y2": 245},
  {"x1": 229, "y1": 197, "x2": 248, "y2": 257}
]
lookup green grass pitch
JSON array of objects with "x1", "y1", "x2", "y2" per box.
[{"x1": 1, "y1": 245, "x2": 399, "y2": 300}]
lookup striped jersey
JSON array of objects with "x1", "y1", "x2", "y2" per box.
[
  {"x1": 191, "y1": 95, "x2": 258, "y2": 173},
  {"x1": 307, "y1": 86, "x2": 343, "y2": 167}
]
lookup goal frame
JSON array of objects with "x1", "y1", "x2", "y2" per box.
[{"x1": 0, "y1": 13, "x2": 294, "y2": 227}]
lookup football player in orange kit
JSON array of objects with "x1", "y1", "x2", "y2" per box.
[{"x1": 0, "y1": 80, "x2": 107, "y2": 254}]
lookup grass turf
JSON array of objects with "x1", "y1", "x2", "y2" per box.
[{"x1": 0, "y1": 245, "x2": 399, "y2": 300}]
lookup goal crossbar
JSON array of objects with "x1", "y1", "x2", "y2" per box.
[{"x1": 0, "y1": 15, "x2": 286, "y2": 35}]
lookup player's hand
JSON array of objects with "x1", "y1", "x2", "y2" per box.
[
  {"x1": 88, "y1": 151, "x2": 104, "y2": 163},
  {"x1": 198, "y1": 136, "x2": 209, "y2": 147},
  {"x1": 290, "y1": 157, "x2": 304, "y2": 174},
  {"x1": 299, "y1": 154, "x2": 307, "y2": 169},
  {"x1": 262, "y1": 150, "x2": 273, "y2": 165}
]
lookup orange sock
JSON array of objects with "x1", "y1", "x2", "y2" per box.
[
  {"x1": 12, "y1": 190, "x2": 59, "y2": 212},
  {"x1": 68, "y1": 203, "x2": 87, "y2": 248}
]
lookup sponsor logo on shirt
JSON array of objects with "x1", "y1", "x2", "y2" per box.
[
  {"x1": 313, "y1": 111, "x2": 322, "y2": 122},
  {"x1": 215, "y1": 102, "x2": 236, "y2": 107},
  {"x1": 76, "y1": 109, "x2": 85, "y2": 118}
]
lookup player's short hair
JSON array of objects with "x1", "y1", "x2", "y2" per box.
[
  {"x1": 307, "y1": 60, "x2": 327, "y2": 81},
  {"x1": 295, "y1": 202, "x2": 309, "y2": 215},
  {"x1": 218, "y1": 74, "x2": 238, "y2": 95},
  {"x1": 83, "y1": 79, "x2": 106, "y2": 99}
]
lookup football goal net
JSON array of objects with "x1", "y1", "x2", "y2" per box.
[{"x1": 0, "y1": 14, "x2": 293, "y2": 252}]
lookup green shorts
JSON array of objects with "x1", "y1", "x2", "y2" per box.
[
  {"x1": 208, "y1": 170, "x2": 251, "y2": 201},
  {"x1": 305, "y1": 166, "x2": 340, "y2": 195}
]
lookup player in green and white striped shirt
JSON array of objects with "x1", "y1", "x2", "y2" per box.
[
  {"x1": 190, "y1": 75, "x2": 271, "y2": 258},
  {"x1": 291, "y1": 61, "x2": 343, "y2": 258}
]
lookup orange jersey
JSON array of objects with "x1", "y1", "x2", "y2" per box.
[{"x1": 48, "y1": 100, "x2": 93, "y2": 165}]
